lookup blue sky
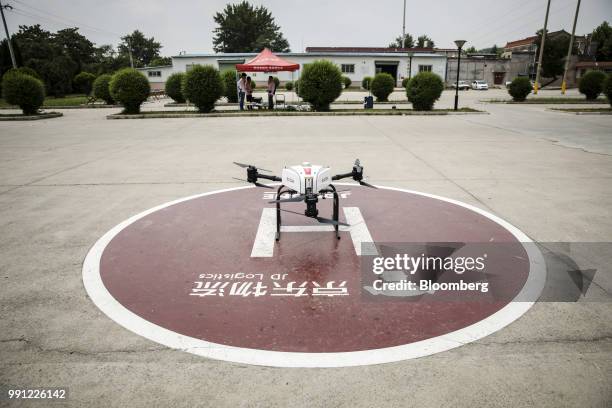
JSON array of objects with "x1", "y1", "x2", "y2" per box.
[{"x1": 4, "y1": 0, "x2": 611, "y2": 55}]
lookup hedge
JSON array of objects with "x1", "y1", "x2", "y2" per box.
[
  {"x1": 603, "y1": 73, "x2": 612, "y2": 107},
  {"x1": 2, "y1": 71, "x2": 45, "y2": 115},
  {"x1": 182, "y1": 65, "x2": 224, "y2": 113},
  {"x1": 73, "y1": 72, "x2": 96, "y2": 95},
  {"x1": 93, "y1": 74, "x2": 114, "y2": 104},
  {"x1": 165, "y1": 72, "x2": 186, "y2": 103},
  {"x1": 579, "y1": 70, "x2": 606, "y2": 100},
  {"x1": 406, "y1": 72, "x2": 444, "y2": 110},
  {"x1": 109, "y1": 68, "x2": 150, "y2": 114},
  {"x1": 298, "y1": 60, "x2": 343, "y2": 111},
  {"x1": 371, "y1": 73, "x2": 395, "y2": 101},
  {"x1": 507, "y1": 77, "x2": 532, "y2": 102}
]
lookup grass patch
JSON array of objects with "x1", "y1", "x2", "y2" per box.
[
  {"x1": 549, "y1": 107, "x2": 612, "y2": 113},
  {"x1": 108, "y1": 107, "x2": 483, "y2": 119},
  {"x1": 484, "y1": 97, "x2": 608, "y2": 104},
  {"x1": 0, "y1": 111, "x2": 63, "y2": 120},
  {"x1": 0, "y1": 94, "x2": 89, "y2": 108}
]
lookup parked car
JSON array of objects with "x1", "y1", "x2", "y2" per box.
[
  {"x1": 451, "y1": 80, "x2": 471, "y2": 90},
  {"x1": 471, "y1": 80, "x2": 489, "y2": 90}
]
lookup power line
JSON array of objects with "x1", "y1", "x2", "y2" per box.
[{"x1": 12, "y1": 0, "x2": 122, "y2": 38}]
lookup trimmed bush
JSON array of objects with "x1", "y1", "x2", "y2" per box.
[
  {"x1": 93, "y1": 74, "x2": 114, "y2": 104},
  {"x1": 4, "y1": 66, "x2": 42, "y2": 81},
  {"x1": 579, "y1": 70, "x2": 606, "y2": 100},
  {"x1": 182, "y1": 65, "x2": 224, "y2": 113},
  {"x1": 402, "y1": 77, "x2": 410, "y2": 88},
  {"x1": 361, "y1": 76, "x2": 372, "y2": 90},
  {"x1": 371, "y1": 73, "x2": 395, "y2": 101},
  {"x1": 73, "y1": 72, "x2": 96, "y2": 95},
  {"x1": 273, "y1": 76, "x2": 280, "y2": 89},
  {"x1": 166, "y1": 72, "x2": 186, "y2": 103},
  {"x1": 507, "y1": 77, "x2": 532, "y2": 102},
  {"x1": 109, "y1": 68, "x2": 151, "y2": 114},
  {"x1": 220, "y1": 70, "x2": 238, "y2": 103},
  {"x1": 342, "y1": 76, "x2": 352, "y2": 88},
  {"x1": 285, "y1": 81, "x2": 293, "y2": 91},
  {"x1": 298, "y1": 60, "x2": 343, "y2": 111},
  {"x1": 406, "y1": 72, "x2": 444, "y2": 111},
  {"x1": 2, "y1": 72, "x2": 45, "y2": 115},
  {"x1": 604, "y1": 73, "x2": 612, "y2": 107}
]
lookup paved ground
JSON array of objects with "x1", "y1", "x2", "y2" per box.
[{"x1": 1, "y1": 89, "x2": 611, "y2": 407}]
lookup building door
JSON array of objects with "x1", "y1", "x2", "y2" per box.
[
  {"x1": 374, "y1": 61, "x2": 399, "y2": 82},
  {"x1": 493, "y1": 72, "x2": 505, "y2": 85}
]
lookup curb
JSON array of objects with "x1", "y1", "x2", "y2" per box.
[
  {"x1": 107, "y1": 110, "x2": 487, "y2": 119},
  {"x1": 547, "y1": 108, "x2": 612, "y2": 115},
  {"x1": 0, "y1": 111, "x2": 63, "y2": 121},
  {"x1": 0, "y1": 104, "x2": 119, "y2": 110}
]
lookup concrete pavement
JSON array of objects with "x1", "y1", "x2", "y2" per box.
[{"x1": 0, "y1": 92, "x2": 611, "y2": 407}]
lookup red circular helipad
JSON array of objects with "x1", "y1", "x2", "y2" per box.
[{"x1": 83, "y1": 185, "x2": 545, "y2": 367}]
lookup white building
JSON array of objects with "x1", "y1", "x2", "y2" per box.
[{"x1": 139, "y1": 47, "x2": 447, "y2": 90}]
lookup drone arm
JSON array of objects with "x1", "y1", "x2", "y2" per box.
[
  {"x1": 257, "y1": 173, "x2": 282, "y2": 182},
  {"x1": 331, "y1": 172, "x2": 354, "y2": 181}
]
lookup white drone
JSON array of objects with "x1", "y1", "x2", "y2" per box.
[{"x1": 234, "y1": 159, "x2": 376, "y2": 241}]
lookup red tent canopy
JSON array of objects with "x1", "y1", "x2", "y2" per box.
[{"x1": 235, "y1": 48, "x2": 299, "y2": 72}]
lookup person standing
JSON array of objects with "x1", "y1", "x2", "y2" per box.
[
  {"x1": 245, "y1": 76, "x2": 254, "y2": 110},
  {"x1": 237, "y1": 73, "x2": 247, "y2": 110},
  {"x1": 267, "y1": 76, "x2": 276, "y2": 110}
]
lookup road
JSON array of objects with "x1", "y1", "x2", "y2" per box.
[{"x1": 1, "y1": 90, "x2": 611, "y2": 407}]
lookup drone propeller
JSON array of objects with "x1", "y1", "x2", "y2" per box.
[
  {"x1": 232, "y1": 177, "x2": 274, "y2": 189},
  {"x1": 359, "y1": 180, "x2": 377, "y2": 189},
  {"x1": 233, "y1": 161, "x2": 272, "y2": 172},
  {"x1": 279, "y1": 208, "x2": 349, "y2": 227},
  {"x1": 268, "y1": 195, "x2": 305, "y2": 204}
]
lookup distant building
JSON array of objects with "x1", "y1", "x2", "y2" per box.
[
  {"x1": 138, "y1": 48, "x2": 448, "y2": 90},
  {"x1": 502, "y1": 30, "x2": 587, "y2": 58}
]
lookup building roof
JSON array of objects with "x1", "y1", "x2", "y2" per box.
[
  {"x1": 306, "y1": 46, "x2": 434, "y2": 53},
  {"x1": 137, "y1": 65, "x2": 173, "y2": 70},
  {"x1": 172, "y1": 51, "x2": 445, "y2": 59},
  {"x1": 504, "y1": 36, "x2": 538, "y2": 49},
  {"x1": 504, "y1": 30, "x2": 587, "y2": 50}
]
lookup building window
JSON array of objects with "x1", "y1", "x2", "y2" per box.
[
  {"x1": 341, "y1": 64, "x2": 355, "y2": 74},
  {"x1": 418, "y1": 65, "x2": 432, "y2": 72},
  {"x1": 148, "y1": 71, "x2": 161, "y2": 77}
]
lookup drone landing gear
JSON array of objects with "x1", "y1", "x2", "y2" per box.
[{"x1": 275, "y1": 185, "x2": 340, "y2": 242}]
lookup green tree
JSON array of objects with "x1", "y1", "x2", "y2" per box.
[
  {"x1": 465, "y1": 46, "x2": 477, "y2": 54},
  {"x1": 85, "y1": 44, "x2": 130, "y2": 74},
  {"x1": 388, "y1": 34, "x2": 414, "y2": 48},
  {"x1": 591, "y1": 21, "x2": 612, "y2": 61},
  {"x1": 416, "y1": 35, "x2": 434, "y2": 48},
  {"x1": 118, "y1": 30, "x2": 162, "y2": 68},
  {"x1": 213, "y1": 1, "x2": 290, "y2": 53},
  {"x1": 149, "y1": 56, "x2": 172, "y2": 66},
  {"x1": 535, "y1": 30, "x2": 575, "y2": 84},
  {"x1": 54, "y1": 28, "x2": 95, "y2": 72}
]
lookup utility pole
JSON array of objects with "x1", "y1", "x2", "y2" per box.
[
  {"x1": 128, "y1": 39, "x2": 134, "y2": 68},
  {"x1": 534, "y1": 0, "x2": 551, "y2": 94},
  {"x1": 0, "y1": 0, "x2": 17, "y2": 68},
  {"x1": 402, "y1": 0, "x2": 406, "y2": 47},
  {"x1": 561, "y1": 0, "x2": 581, "y2": 94}
]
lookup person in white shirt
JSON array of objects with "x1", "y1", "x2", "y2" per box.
[{"x1": 237, "y1": 73, "x2": 247, "y2": 110}]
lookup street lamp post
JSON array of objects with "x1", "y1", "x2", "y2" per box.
[{"x1": 454, "y1": 40, "x2": 466, "y2": 111}]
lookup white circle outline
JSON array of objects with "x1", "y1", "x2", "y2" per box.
[{"x1": 82, "y1": 184, "x2": 546, "y2": 368}]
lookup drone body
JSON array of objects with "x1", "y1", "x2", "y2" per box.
[
  {"x1": 234, "y1": 159, "x2": 375, "y2": 241},
  {"x1": 281, "y1": 163, "x2": 331, "y2": 195}
]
